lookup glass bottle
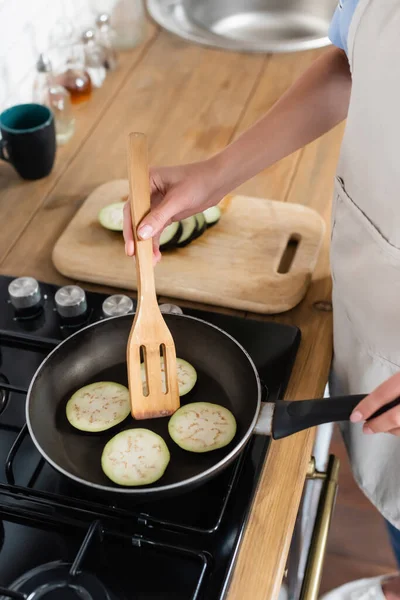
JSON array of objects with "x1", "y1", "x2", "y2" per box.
[
  {"x1": 81, "y1": 29, "x2": 107, "y2": 88},
  {"x1": 57, "y1": 44, "x2": 93, "y2": 105},
  {"x1": 32, "y1": 54, "x2": 75, "y2": 146},
  {"x1": 95, "y1": 13, "x2": 118, "y2": 71}
]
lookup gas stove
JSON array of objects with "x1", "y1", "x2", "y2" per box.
[{"x1": 0, "y1": 275, "x2": 300, "y2": 600}]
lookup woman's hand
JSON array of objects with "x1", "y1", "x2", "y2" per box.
[
  {"x1": 350, "y1": 372, "x2": 400, "y2": 436},
  {"x1": 123, "y1": 159, "x2": 223, "y2": 263}
]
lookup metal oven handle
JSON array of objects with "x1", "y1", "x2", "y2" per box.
[{"x1": 299, "y1": 455, "x2": 340, "y2": 600}]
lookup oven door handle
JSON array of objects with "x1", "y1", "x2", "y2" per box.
[{"x1": 299, "y1": 455, "x2": 340, "y2": 600}]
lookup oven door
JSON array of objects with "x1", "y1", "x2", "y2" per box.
[{"x1": 281, "y1": 422, "x2": 339, "y2": 600}]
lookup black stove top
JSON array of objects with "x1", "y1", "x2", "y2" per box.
[{"x1": 0, "y1": 276, "x2": 300, "y2": 599}]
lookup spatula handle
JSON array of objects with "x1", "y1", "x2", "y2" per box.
[{"x1": 127, "y1": 132, "x2": 157, "y2": 307}]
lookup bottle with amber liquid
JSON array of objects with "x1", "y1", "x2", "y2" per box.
[{"x1": 58, "y1": 44, "x2": 92, "y2": 105}]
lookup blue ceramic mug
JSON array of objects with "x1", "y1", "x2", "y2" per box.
[{"x1": 0, "y1": 103, "x2": 56, "y2": 180}]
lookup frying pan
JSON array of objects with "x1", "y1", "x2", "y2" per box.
[{"x1": 26, "y1": 313, "x2": 399, "y2": 499}]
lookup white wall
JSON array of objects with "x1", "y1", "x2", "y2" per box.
[{"x1": 0, "y1": 0, "x2": 113, "y2": 112}]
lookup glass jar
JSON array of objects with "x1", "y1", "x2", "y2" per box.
[
  {"x1": 32, "y1": 53, "x2": 75, "y2": 145},
  {"x1": 48, "y1": 85, "x2": 76, "y2": 145}
]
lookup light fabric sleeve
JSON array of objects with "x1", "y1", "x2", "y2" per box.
[{"x1": 328, "y1": 0, "x2": 360, "y2": 55}]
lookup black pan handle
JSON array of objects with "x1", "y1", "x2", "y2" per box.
[{"x1": 272, "y1": 395, "x2": 400, "y2": 440}]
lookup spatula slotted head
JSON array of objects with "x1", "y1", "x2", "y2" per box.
[
  {"x1": 127, "y1": 312, "x2": 180, "y2": 419},
  {"x1": 126, "y1": 132, "x2": 180, "y2": 420}
]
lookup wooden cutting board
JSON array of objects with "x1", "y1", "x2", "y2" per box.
[{"x1": 52, "y1": 180, "x2": 325, "y2": 314}]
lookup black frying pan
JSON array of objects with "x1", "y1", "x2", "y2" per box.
[{"x1": 26, "y1": 313, "x2": 400, "y2": 499}]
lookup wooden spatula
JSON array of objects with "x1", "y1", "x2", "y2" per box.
[{"x1": 126, "y1": 132, "x2": 180, "y2": 420}]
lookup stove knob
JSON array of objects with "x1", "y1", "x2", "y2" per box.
[
  {"x1": 55, "y1": 285, "x2": 87, "y2": 319},
  {"x1": 159, "y1": 303, "x2": 183, "y2": 315},
  {"x1": 8, "y1": 277, "x2": 42, "y2": 310},
  {"x1": 102, "y1": 294, "x2": 134, "y2": 318}
]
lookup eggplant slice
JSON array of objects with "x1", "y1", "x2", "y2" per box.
[
  {"x1": 101, "y1": 428, "x2": 170, "y2": 486},
  {"x1": 159, "y1": 222, "x2": 183, "y2": 250},
  {"x1": 98, "y1": 202, "x2": 125, "y2": 232},
  {"x1": 192, "y1": 213, "x2": 207, "y2": 240},
  {"x1": 176, "y1": 216, "x2": 197, "y2": 247},
  {"x1": 66, "y1": 382, "x2": 130, "y2": 433},
  {"x1": 203, "y1": 206, "x2": 221, "y2": 227},
  {"x1": 168, "y1": 402, "x2": 237, "y2": 453},
  {"x1": 141, "y1": 357, "x2": 197, "y2": 396},
  {"x1": 156, "y1": 207, "x2": 222, "y2": 252}
]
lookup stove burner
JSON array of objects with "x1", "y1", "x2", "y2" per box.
[
  {"x1": 2, "y1": 562, "x2": 116, "y2": 600},
  {"x1": 0, "y1": 375, "x2": 9, "y2": 415}
]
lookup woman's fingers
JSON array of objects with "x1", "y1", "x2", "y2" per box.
[
  {"x1": 362, "y1": 405, "x2": 400, "y2": 434},
  {"x1": 152, "y1": 233, "x2": 162, "y2": 265},
  {"x1": 350, "y1": 373, "x2": 400, "y2": 422},
  {"x1": 123, "y1": 201, "x2": 134, "y2": 256},
  {"x1": 350, "y1": 372, "x2": 400, "y2": 435},
  {"x1": 137, "y1": 193, "x2": 187, "y2": 241},
  {"x1": 123, "y1": 198, "x2": 163, "y2": 264}
]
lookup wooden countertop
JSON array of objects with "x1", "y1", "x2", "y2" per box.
[{"x1": 0, "y1": 22, "x2": 344, "y2": 600}]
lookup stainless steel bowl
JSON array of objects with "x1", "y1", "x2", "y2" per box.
[{"x1": 147, "y1": 0, "x2": 338, "y2": 53}]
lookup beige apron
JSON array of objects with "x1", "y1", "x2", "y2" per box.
[{"x1": 329, "y1": 0, "x2": 400, "y2": 528}]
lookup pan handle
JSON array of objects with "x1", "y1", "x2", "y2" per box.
[{"x1": 272, "y1": 394, "x2": 400, "y2": 440}]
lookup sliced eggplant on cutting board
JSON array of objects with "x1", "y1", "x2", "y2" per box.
[
  {"x1": 159, "y1": 221, "x2": 183, "y2": 250},
  {"x1": 97, "y1": 193, "x2": 221, "y2": 252},
  {"x1": 203, "y1": 206, "x2": 221, "y2": 227},
  {"x1": 176, "y1": 216, "x2": 197, "y2": 247},
  {"x1": 192, "y1": 213, "x2": 207, "y2": 240},
  {"x1": 53, "y1": 179, "x2": 325, "y2": 314},
  {"x1": 98, "y1": 201, "x2": 126, "y2": 231}
]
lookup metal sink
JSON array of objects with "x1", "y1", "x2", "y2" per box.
[{"x1": 146, "y1": 0, "x2": 338, "y2": 53}]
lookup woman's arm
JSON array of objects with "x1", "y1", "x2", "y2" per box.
[
  {"x1": 211, "y1": 47, "x2": 352, "y2": 197},
  {"x1": 124, "y1": 47, "x2": 352, "y2": 255}
]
